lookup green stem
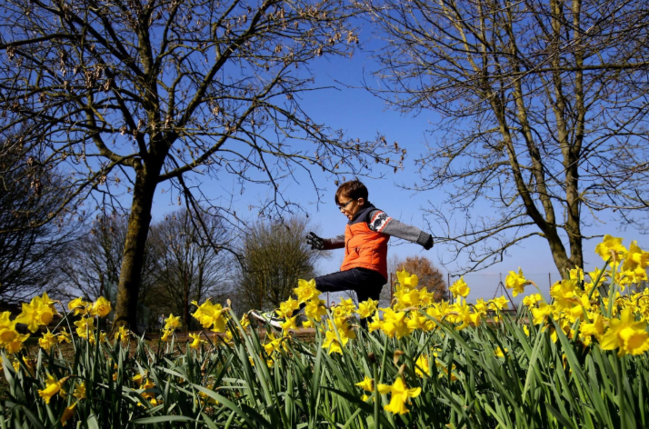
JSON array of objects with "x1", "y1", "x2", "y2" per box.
[{"x1": 373, "y1": 361, "x2": 380, "y2": 429}]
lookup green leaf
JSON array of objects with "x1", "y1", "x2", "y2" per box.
[
  {"x1": 132, "y1": 415, "x2": 195, "y2": 424},
  {"x1": 192, "y1": 384, "x2": 272, "y2": 429},
  {"x1": 322, "y1": 387, "x2": 394, "y2": 428}
]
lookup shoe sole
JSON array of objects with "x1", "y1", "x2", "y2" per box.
[{"x1": 250, "y1": 311, "x2": 283, "y2": 329}]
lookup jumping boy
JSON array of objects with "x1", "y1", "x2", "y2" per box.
[{"x1": 251, "y1": 179, "x2": 433, "y2": 328}]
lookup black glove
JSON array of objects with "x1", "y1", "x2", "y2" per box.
[
  {"x1": 423, "y1": 235, "x2": 433, "y2": 250},
  {"x1": 306, "y1": 231, "x2": 325, "y2": 250}
]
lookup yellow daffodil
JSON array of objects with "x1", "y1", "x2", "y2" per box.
[
  {"x1": 414, "y1": 354, "x2": 430, "y2": 377},
  {"x1": 595, "y1": 235, "x2": 627, "y2": 262},
  {"x1": 381, "y1": 308, "x2": 410, "y2": 339},
  {"x1": 332, "y1": 298, "x2": 355, "y2": 319},
  {"x1": 74, "y1": 317, "x2": 95, "y2": 339},
  {"x1": 281, "y1": 316, "x2": 298, "y2": 331},
  {"x1": 4, "y1": 332, "x2": 30, "y2": 353},
  {"x1": 0, "y1": 311, "x2": 19, "y2": 345},
  {"x1": 132, "y1": 372, "x2": 146, "y2": 386},
  {"x1": 505, "y1": 268, "x2": 527, "y2": 297},
  {"x1": 532, "y1": 303, "x2": 553, "y2": 325},
  {"x1": 191, "y1": 299, "x2": 227, "y2": 333},
  {"x1": 277, "y1": 297, "x2": 299, "y2": 319},
  {"x1": 355, "y1": 375, "x2": 374, "y2": 392},
  {"x1": 356, "y1": 299, "x2": 378, "y2": 319},
  {"x1": 73, "y1": 382, "x2": 86, "y2": 400},
  {"x1": 623, "y1": 241, "x2": 649, "y2": 272},
  {"x1": 188, "y1": 333, "x2": 203, "y2": 350},
  {"x1": 39, "y1": 329, "x2": 58, "y2": 351},
  {"x1": 329, "y1": 317, "x2": 356, "y2": 344},
  {"x1": 115, "y1": 325, "x2": 129, "y2": 342},
  {"x1": 22, "y1": 357, "x2": 36, "y2": 376},
  {"x1": 264, "y1": 333, "x2": 289, "y2": 355},
  {"x1": 38, "y1": 374, "x2": 68, "y2": 404},
  {"x1": 58, "y1": 328, "x2": 72, "y2": 344},
  {"x1": 239, "y1": 314, "x2": 251, "y2": 329},
  {"x1": 15, "y1": 293, "x2": 58, "y2": 333},
  {"x1": 580, "y1": 313, "x2": 605, "y2": 345},
  {"x1": 164, "y1": 313, "x2": 181, "y2": 330},
  {"x1": 600, "y1": 307, "x2": 649, "y2": 356},
  {"x1": 90, "y1": 296, "x2": 112, "y2": 318},
  {"x1": 160, "y1": 329, "x2": 173, "y2": 342},
  {"x1": 587, "y1": 267, "x2": 608, "y2": 284},
  {"x1": 396, "y1": 269, "x2": 419, "y2": 290},
  {"x1": 523, "y1": 294, "x2": 543, "y2": 308},
  {"x1": 221, "y1": 329, "x2": 234, "y2": 346},
  {"x1": 394, "y1": 288, "x2": 421, "y2": 310},
  {"x1": 304, "y1": 298, "x2": 327, "y2": 319},
  {"x1": 67, "y1": 297, "x2": 90, "y2": 316},
  {"x1": 377, "y1": 377, "x2": 421, "y2": 415},
  {"x1": 293, "y1": 279, "x2": 321, "y2": 304},
  {"x1": 449, "y1": 277, "x2": 470, "y2": 298},
  {"x1": 141, "y1": 378, "x2": 156, "y2": 400},
  {"x1": 0, "y1": 312, "x2": 29, "y2": 352},
  {"x1": 60, "y1": 401, "x2": 78, "y2": 426},
  {"x1": 489, "y1": 296, "x2": 509, "y2": 311},
  {"x1": 322, "y1": 330, "x2": 343, "y2": 355},
  {"x1": 368, "y1": 313, "x2": 382, "y2": 333},
  {"x1": 407, "y1": 312, "x2": 434, "y2": 332}
]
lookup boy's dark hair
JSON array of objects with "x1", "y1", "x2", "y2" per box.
[{"x1": 335, "y1": 179, "x2": 368, "y2": 205}]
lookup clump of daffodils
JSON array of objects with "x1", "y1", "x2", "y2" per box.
[
  {"x1": 243, "y1": 233, "x2": 649, "y2": 415},
  {"x1": 67, "y1": 296, "x2": 112, "y2": 344},
  {"x1": 0, "y1": 293, "x2": 62, "y2": 354},
  {"x1": 523, "y1": 235, "x2": 649, "y2": 356},
  {"x1": 160, "y1": 313, "x2": 180, "y2": 342},
  {"x1": 8, "y1": 233, "x2": 649, "y2": 422}
]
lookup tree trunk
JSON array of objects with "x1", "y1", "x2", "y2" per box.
[
  {"x1": 548, "y1": 238, "x2": 576, "y2": 280},
  {"x1": 111, "y1": 167, "x2": 158, "y2": 336},
  {"x1": 184, "y1": 269, "x2": 189, "y2": 333}
]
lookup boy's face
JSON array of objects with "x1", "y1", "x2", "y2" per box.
[{"x1": 338, "y1": 195, "x2": 365, "y2": 221}]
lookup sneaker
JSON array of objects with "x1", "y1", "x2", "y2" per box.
[{"x1": 249, "y1": 310, "x2": 284, "y2": 329}]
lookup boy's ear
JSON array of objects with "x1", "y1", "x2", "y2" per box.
[{"x1": 357, "y1": 197, "x2": 365, "y2": 206}]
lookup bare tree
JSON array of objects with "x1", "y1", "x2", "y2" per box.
[
  {"x1": 0, "y1": 143, "x2": 79, "y2": 302},
  {"x1": 362, "y1": 0, "x2": 649, "y2": 276},
  {"x1": 0, "y1": 0, "x2": 402, "y2": 331},
  {"x1": 146, "y1": 208, "x2": 231, "y2": 331},
  {"x1": 59, "y1": 214, "x2": 160, "y2": 304},
  {"x1": 237, "y1": 216, "x2": 321, "y2": 311}
]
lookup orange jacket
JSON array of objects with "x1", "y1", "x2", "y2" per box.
[{"x1": 340, "y1": 206, "x2": 389, "y2": 279}]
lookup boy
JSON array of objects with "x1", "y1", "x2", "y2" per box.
[{"x1": 251, "y1": 179, "x2": 433, "y2": 328}]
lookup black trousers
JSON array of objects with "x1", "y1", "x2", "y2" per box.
[
  {"x1": 313, "y1": 268, "x2": 386, "y2": 328},
  {"x1": 315, "y1": 267, "x2": 386, "y2": 303}
]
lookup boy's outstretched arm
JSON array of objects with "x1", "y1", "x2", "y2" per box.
[
  {"x1": 306, "y1": 232, "x2": 345, "y2": 250},
  {"x1": 369, "y1": 210, "x2": 434, "y2": 250}
]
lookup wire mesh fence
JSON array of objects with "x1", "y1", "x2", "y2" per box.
[{"x1": 453, "y1": 271, "x2": 558, "y2": 307}]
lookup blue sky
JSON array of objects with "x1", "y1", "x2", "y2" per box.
[{"x1": 148, "y1": 31, "x2": 648, "y2": 306}]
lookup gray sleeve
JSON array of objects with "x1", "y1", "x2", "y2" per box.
[
  {"x1": 369, "y1": 210, "x2": 433, "y2": 249},
  {"x1": 323, "y1": 234, "x2": 345, "y2": 250}
]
